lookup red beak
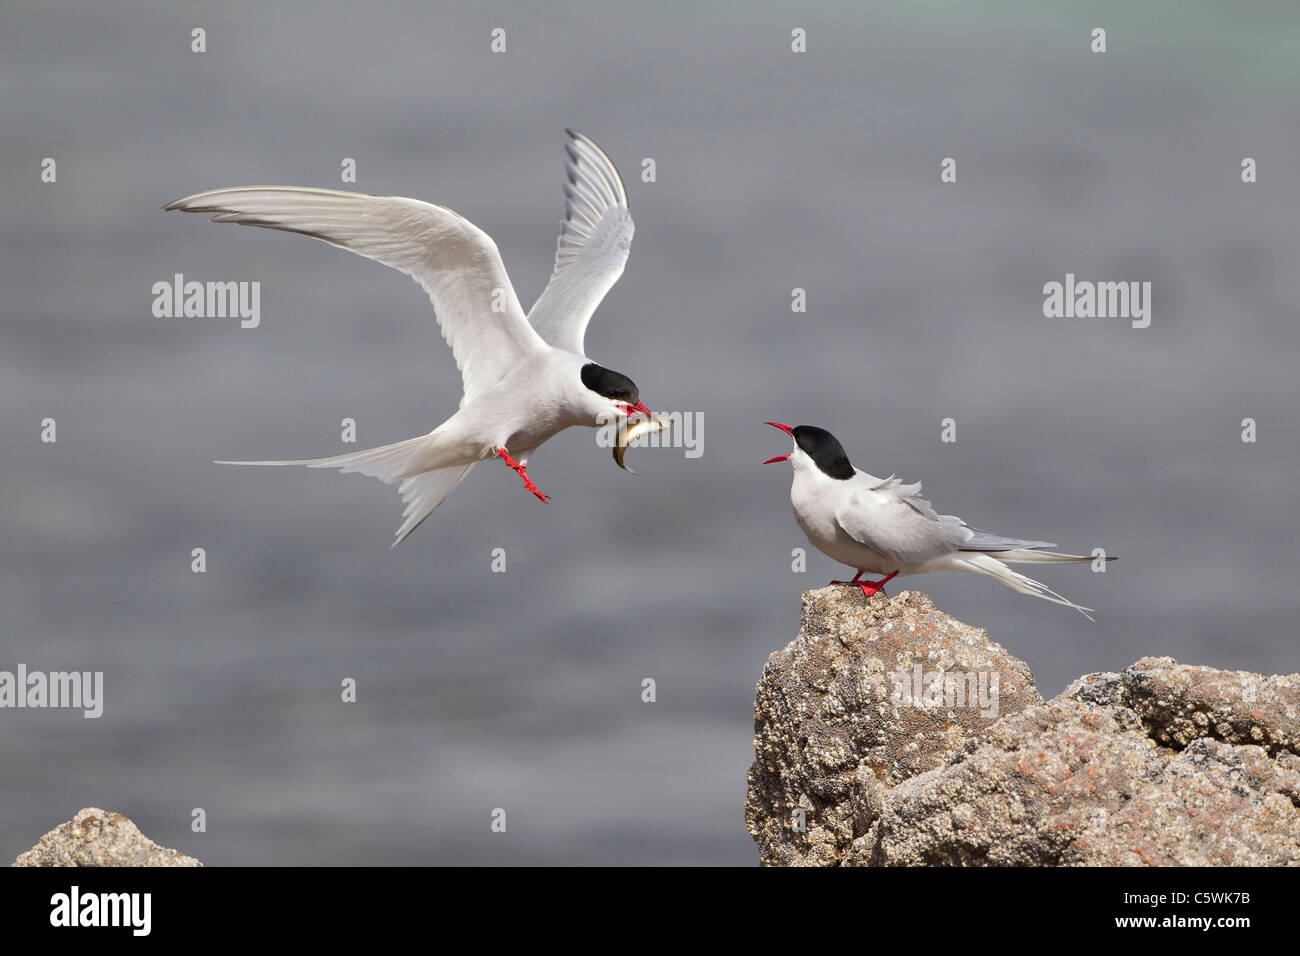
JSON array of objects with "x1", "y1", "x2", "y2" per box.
[
  {"x1": 764, "y1": 422, "x2": 794, "y2": 464},
  {"x1": 622, "y1": 401, "x2": 653, "y2": 419}
]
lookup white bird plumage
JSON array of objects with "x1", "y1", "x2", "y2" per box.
[
  {"x1": 765, "y1": 423, "x2": 1112, "y2": 619},
  {"x1": 166, "y1": 130, "x2": 651, "y2": 545},
  {"x1": 528, "y1": 132, "x2": 634, "y2": 355}
]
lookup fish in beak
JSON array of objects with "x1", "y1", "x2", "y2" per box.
[
  {"x1": 614, "y1": 412, "x2": 673, "y2": 473},
  {"x1": 763, "y1": 421, "x2": 793, "y2": 463}
]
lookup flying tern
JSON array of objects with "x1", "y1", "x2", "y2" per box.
[
  {"x1": 166, "y1": 130, "x2": 657, "y2": 545},
  {"x1": 763, "y1": 423, "x2": 1112, "y2": 618}
]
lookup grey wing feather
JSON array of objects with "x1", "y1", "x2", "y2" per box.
[
  {"x1": 527, "y1": 130, "x2": 633, "y2": 355},
  {"x1": 163, "y1": 185, "x2": 543, "y2": 403},
  {"x1": 836, "y1": 478, "x2": 968, "y2": 567},
  {"x1": 874, "y1": 476, "x2": 1057, "y2": 553},
  {"x1": 959, "y1": 530, "x2": 1058, "y2": 552}
]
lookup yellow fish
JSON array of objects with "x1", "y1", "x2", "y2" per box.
[{"x1": 613, "y1": 413, "x2": 672, "y2": 473}]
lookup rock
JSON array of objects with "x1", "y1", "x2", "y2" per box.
[
  {"x1": 746, "y1": 587, "x2": 1300, "y2": 866},
  {"x1": 13, "y1": 807, "x2": 202, "y2": 867},
  {"x1": 1114, "y1": 657, "x2": 1300, "y2": 755},
  {"x1": 746, "y1": 587, "x2": 1044, "y2": 866}
]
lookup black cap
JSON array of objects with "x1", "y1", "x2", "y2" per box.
[
  {"x1": 792, "y1": 425, "x2": 854, "y2": 480},
  {"x1": 580, "y1": 363, "x2": 640, "y2": 403}
]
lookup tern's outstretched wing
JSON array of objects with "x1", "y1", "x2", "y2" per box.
[
  {"x1": 835, "y1": 476, "x2": 969, "y2": 568},
  {"x1": 165, "y1": 186, "x2": 546, "y2": 402},
  {"x1": 527, "y1": 129, "x2": 634, "y2": 355}
]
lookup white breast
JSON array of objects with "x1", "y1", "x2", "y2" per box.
[{"x1": 789, "y1": 459, "x2": 894, "y2": 574}]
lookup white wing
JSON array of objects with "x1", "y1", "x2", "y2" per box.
[
  {"x1": 165, "y1": 186, "x2": 546, "y2": 402},
  {"x1": 527, "y1": 130, "x2": 634, "y2": 355},
  {"x1": 835, "y1": 476, "x2": 968, "y2": 569}
]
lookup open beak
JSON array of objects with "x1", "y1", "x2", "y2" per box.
[
  {"x1": 763, "y1": 422, "x2": 794, "y2": 464},
  {"x1": 621, "y1": 401, "x2": 653, "y2": 419}
]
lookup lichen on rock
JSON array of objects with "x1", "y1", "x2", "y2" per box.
[{"x1": 746, "y1": 587, "x2": 1300, "y2": 866}]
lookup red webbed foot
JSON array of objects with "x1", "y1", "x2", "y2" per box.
[
  {"x1": 830, "y1": 570, "x2": 899, "y2": 598},
  {"x1": 498, "y1": 448, "x2": 549, "y2": 503}
]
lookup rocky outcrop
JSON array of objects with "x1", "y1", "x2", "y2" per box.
[
  {"x1": 13, "y1": 807, "x2": 202, "y2": 867},
  {"x1": 746, "y1": 587, "x2": 1300, "y2": 866}
]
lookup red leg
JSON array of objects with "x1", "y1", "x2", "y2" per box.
[
  {"x1": 498, "y1": 448, "x2": 548, "y2": 503},
  {"x1": 831, "y1": 570, "x2": 898, "y2": 598}
]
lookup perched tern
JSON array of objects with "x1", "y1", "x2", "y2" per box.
[
  {"x1": 166, "y1": 130, "x2": 656, "y2": 545},
  {"x1": 764, "y1": 423, "x2": 1113, "y2": 618}
]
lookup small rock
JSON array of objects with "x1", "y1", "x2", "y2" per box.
[{"x1": 13, "y1": 807, "x2": 201, "y2": 867}]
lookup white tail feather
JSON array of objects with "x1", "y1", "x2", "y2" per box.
[
  {"x1": 986, "y1": 548, "x2": 1109, "y2": 565},
  {"x1": 216, "y1": 433, "x2": 472, "y2": 544},
  {"x1": 392, "y1": 465, "x2": 474, "y2": 547},
  {"x1": 216, "y1": 433, "x2": 433, "y2": 483},
  {"x1": 954, "y1": 552, "x2": 1096, "y2": 621}
]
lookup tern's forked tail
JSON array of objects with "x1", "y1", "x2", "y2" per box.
[
  {"x1": 952, "y1": 552, "x2": 1097, "y2": 621},
  {"x1": 216, "y1": 433, "x2": 433, "y2": 481},
  {"x1": 216, "y1": 433, "x2": 473, "y2": 545}
]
